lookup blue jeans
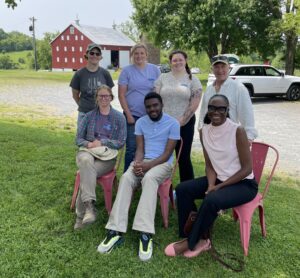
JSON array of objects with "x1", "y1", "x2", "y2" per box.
[{"x1": 124, "y1": 115, "x2": 140, "y2": 172}]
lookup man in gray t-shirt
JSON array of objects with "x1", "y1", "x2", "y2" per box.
[{"x1": 70, "y1": 43, "x2": 114, "y2": 121}]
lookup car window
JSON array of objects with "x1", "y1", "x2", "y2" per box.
[
  {"x1": 249, "y1": 67, "x2": 264, "y2": 76},
  {"x1": 265, "y1": 67, "x2": 281, "y2": 76},
  {"x1": 235, "y1": 67, "x2": 250, "y2": 75}
]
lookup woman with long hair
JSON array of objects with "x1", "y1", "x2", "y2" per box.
[{"x1": 155, "y1": 50, "x2": 202, "y2": 182}]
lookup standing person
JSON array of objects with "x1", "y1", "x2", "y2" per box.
[
  {"x1": 165, "y1": 94, "x2": 258, "y2": 257},
  {"x1": 97, "y1": 92, "x2": 180, "y2": 261},
  {"x1": 199, "y1": 55, "x2": 257, "y2": 142},
  {"x1": 118, "y1": 43, "x2": 161, "y2": 172},
  {"x1": 155, "y1": 50, "x2": 202, "y2": 182},
  {"x1": 74, "y1": 85, "x2": 126, "y2": 230},
  {"x1": 70, "y1": 43, "x2": 114, "y2": 127}
]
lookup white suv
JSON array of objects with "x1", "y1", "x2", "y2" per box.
[{"x1": 207, "y1": 64, "x2": 300, "y2": 101}]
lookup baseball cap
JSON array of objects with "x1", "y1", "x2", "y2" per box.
[
  {"x1": 86, "y1": 43, "x2": 102, "y2": 54},
  {"x1": 211, "y1": 55, "x2": 229, "y2": 66}
]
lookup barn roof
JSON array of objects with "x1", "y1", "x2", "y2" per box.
[
  {"x1": 76, "y1": 24, "x2": 135, "y2": 47},
  {"x1": 50, "y1": 22, "x2": 135, "y2": 47}
]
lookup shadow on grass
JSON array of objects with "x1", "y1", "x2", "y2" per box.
[{"x1": 0, "y1": 121, "x2": 299, "y2": 277}]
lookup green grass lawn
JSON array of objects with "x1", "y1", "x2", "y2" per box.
[{"x1": 0, "y1": 104, "x2": 299, "y2": 277}]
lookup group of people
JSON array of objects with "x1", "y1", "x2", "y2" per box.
[{"x1": 70, "y1": 43, "x2": 258, "y2": 261}]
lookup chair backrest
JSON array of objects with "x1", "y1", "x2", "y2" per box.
[
  {"x1": 114, "y1": 146, "x2": 125, "y2": 172},
  {"x1": 170, "y1": 137, "x2": 183, "y2": 179},
  {"x1": 251, "y1": 142, "x2": 279, "y2": 198}
]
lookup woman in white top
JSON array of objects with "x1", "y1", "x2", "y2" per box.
[
  {"x1": 155, "y1": 50, "x2": 202, "y2": 182},
  {"x1": 164, "y1": 94, "x2": 258, "y2": 258}
]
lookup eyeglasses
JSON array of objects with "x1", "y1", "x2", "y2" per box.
[
  {"x1": 208, "y1": 105, "x2": 228, "y2": 113},
  {"x1": 211, "y1": 55, "x2": 228, "y2": 64},
  {"x1": 97, "y1": 94, "x2": 111, "y2": 99},
  {"x1": 89, "y1": 51, "x2": 101, "y2": 56}
]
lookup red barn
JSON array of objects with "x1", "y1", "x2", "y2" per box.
[{"x1": 50, "y1": 21, "x2": 135, "y2": 71}]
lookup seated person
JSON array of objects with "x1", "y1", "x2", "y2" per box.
[
  {"x1": 74, "y1": 85, "x2": 126, "y2": 230},
  {"x1": 97, "y1": 92, "x2": 180, "y2": 261},
  {"x1": 165, "y1": 94, "x2": 258, "y2": 257}
]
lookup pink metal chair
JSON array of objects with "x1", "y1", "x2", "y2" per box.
[
  {"x1": 158, "y1": 138, "x2": 183, "y2": 228},
  {"x1": 70, "y1": 147, "x2": 124, "y2": 214},
  {"x1": 232, "y1": 142, "x2": 279, "y2": 256}
]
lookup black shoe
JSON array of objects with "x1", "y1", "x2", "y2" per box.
[{"x1": 139, "y1": 233, "x2": 153, "y2": 261}]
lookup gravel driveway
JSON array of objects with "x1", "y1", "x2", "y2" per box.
[{"x1": 0, "y1": 81, "x2": 299, "y2": 177}]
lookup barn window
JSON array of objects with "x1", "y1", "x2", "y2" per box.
[
  {"x1": 56, "y1": 57, "x2": 60, "y2": 62},
  {"x1": 61, "y1": 35, "x2": 64, "y2": 40},
  {"x1": 64, "y1": 46, "x2": 67, "y2": 51},
  {"x1": 64, "y1": 57, "x2": 68, "y2": 63},
  {"x1": 80, "y1": 58, "x2": 83, "y2": 63},
  {"x1": 79, "y1": 46, "x2": 83, "y2": 52},
  {"x1": 72, "y1": 46, "x2": 75, "y2": 52},
  {"x1": 56, "y1": 46, "x2": 59, "y2": 51},
  {"x1": 75, "y1": 35, "x2": 78, "y2": 40},
  {"x1": 72, "y1": 57, "x2": 75, "y2": 63},
  {"x1": 70, "y1": 26, "x2": 74, "y2": 34},
  {"x1": 66, "y1": 35, "x2": 70, "y2": 40},
  {"x1": 81, "y1": 35, "x2": 84, "y2": 40}
]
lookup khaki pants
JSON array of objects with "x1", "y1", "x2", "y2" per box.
[
  {"x1": 106, "y1": 160, "x2": 172, "y2": 234},
  {"x1": 75, "y1": 151, "x2": 116, "y2": 217}
]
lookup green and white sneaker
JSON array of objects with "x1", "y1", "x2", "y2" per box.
[
  {"x1": 97, "y1": 230, "x2": 124, "y2": 254},
  {"x1": 138, "y1": 233, "x2": 153, "y2": 261}
]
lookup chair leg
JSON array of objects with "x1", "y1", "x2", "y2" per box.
[
  {"x1": 99, "y1": 177, "x2": 115, "y2": 215},
  {"x1": 169, "y1": 185, "x2": 176, "y2": 210},
  {"x1": 232, "y1": 209, "x2": 238, "y2": 221},
  {"x1": 159, "y1": 192, "x2": 169, "y2": 229},
  {"x1": 259, "y1": 205, "x2": 266, "y2": 237},
  {"x1": 239, "y1": 218, "x2": 252, "y2": 256},
  {"x1": 70, "y1": 172, "x2": 80, "y2": 210}
]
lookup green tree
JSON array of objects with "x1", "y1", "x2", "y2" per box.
[
  {"x1": 4, "y1": 0, "x2": 20, "y2": 9},
  {"x1": 0, "y1": 30, "x2": 32, "y2": 52},
  {"x1": 269, "y1": 0, "x2": 300, "y2": 74},
  {"x1": 282, "y1": 0, "x2": 300, "y2": 74},
  {"x1": 0, "y1": 54, "x2": 16, "y2": 69},
  {"x1": 116, "y1": 20, "x2": 139, "y2": 42},
  {"x1": 35, "y1": 32, "x2": 58, "y2": 70},
  {"x1": 132, "y1": 0, "x2": 282, "y2": 59}
]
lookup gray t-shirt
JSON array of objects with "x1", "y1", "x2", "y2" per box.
[{"x1": 70, "y1": 67, "x2": 114, "y2": 113}]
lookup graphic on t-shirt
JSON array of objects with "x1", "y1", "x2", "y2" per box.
[{"x1": 87, "y1": 77, "x2": 102, "y2": 96}]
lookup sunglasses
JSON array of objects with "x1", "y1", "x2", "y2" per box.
[
  {"x1": 89, "y1": 51, "x2": 101, "y2": 56},
  {"x1": 211, "y1": 55, "x2": 228, "y2": 63},
  {"x1": 208, "y1": 105, "x2": 228, "y2": 113}
]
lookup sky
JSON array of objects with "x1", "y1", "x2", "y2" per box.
[{"x1": 0, "y1": 0, "x2": 134, "y2": 38}]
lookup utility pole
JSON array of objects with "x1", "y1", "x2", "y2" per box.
[{"x1": 29, "y1": 17, "x2": 38, "y2": 71}]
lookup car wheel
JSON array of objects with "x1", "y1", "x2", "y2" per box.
[
  {"x1": 245, "y1": 85, "x2": 254, "y2": 97},
  {"x1": 287, "y1": 85, "x2": 300, "y2": 101}
]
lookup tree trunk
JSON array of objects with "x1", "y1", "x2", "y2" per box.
[
  {"x1": 285, "y1": 32, "x2": 297, "y2": 75},
  {"x1": 206, "y1": 37, "x2": 218, "y2": 60}
]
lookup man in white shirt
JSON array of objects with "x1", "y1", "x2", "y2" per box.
[{"x1": 198, "y1": 55, "x2": 257, "y2": 142}]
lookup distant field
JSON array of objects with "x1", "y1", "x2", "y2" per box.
[
  {"x1": 6, "y1": 50, "x2": 32, "y2": 69},
  {"x1": 0, "y1": 69, "x2": 74, "y2": 83}
]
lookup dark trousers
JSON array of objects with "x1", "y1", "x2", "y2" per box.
[
  {"x1": 124, "y1": 115, "x2": 140, "y2": 172},
  {"x1": 176, "y1": 115, "x2": 196, "y2": 182},
  {"x1": 176, "y1": 176, "x2": 258, "y2": 250}
]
